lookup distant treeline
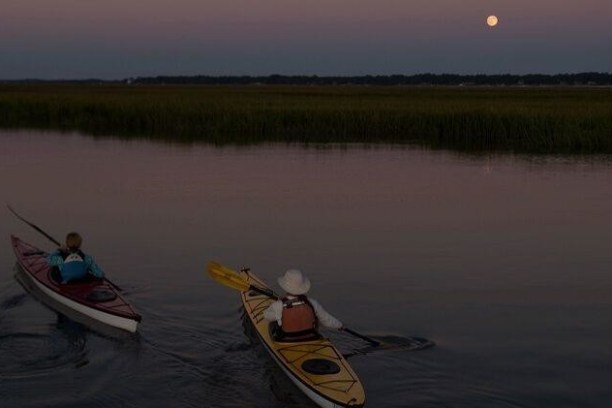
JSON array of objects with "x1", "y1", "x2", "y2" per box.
[
  {"x1": 3, "y1": 72, "x2": 612, "y2": 86},
  {"x1": 130, "y1": 73, "x2": 612, "y2": 86}
]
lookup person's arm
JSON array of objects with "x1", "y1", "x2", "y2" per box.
[
  {"x1": 84, "y1": 255, "x2": 105, "y2": 278},
  {"x1": 263, "y1": 300, "x2": 283, "y2": 324},
  {"x1": 46, "y1": 250, "x2": 64, "y2": 267},
  {"x1": 309, "y1": 298, "x2": 343, "y2": 329}
]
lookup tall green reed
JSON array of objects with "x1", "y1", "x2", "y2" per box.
[{"x1": 0, "y1": 84, "x2": 611, "y2": 153}]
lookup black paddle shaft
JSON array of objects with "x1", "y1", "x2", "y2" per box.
[
  {"x1": 7, "y1": 205, "x2": 61, "y2": 246},
  {"x1": 343, "y1": 328, "x2": 382, "y2": 347}
]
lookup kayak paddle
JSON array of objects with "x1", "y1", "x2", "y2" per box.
[
  {"x1": 8, "y1": 205, "x2": 61, "y2": 246},
  {"x1": 207, "y1": 261, "x2": 278, "y2": 298},
  {"x1": 342, "y1": 327, "x2": 381, "y2": 347},
  {"x1": 206, "y1": 260, "x2": 419, "y2": 354},
  {"x1": 7, "y1": 205, "x2": 123, "y2": 291}
]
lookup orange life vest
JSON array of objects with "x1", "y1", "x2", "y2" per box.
[{"x1": 281, "y1": 296, "x2": 317, "y2": 339}]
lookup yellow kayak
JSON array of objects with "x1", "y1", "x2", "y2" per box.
[{"x1": 240, "y1": 270, "x2": 366, "y2": 408}]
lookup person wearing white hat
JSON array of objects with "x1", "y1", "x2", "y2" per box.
[{"x1": 263, "y1": 269, "x2": 344, "y2": 341}]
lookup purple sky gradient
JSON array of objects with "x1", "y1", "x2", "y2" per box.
[{"x1": 1, "y1": 0, "x2": 611, "y2": 79}]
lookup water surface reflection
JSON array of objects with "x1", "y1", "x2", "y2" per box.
[{"x1": 1, "y1": 130, "x2": 611, "y2": 407}]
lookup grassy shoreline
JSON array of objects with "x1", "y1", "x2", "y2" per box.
[{"x1": 1, "y1": 84, "x2": 611, "y2": 153}]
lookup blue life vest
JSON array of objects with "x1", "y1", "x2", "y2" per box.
[{"x1": 61, "y1": 250, "x2": 88, "y2": 282}]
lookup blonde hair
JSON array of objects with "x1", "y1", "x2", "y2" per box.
[{"x1": 65, "y1": 232, "x2": 82, "y2": 250}]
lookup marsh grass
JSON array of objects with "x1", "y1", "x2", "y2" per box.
[{"x1": 1, "y1": 84, "x2": 611, "y2": 153}]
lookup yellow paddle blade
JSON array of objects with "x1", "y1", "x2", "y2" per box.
[{"x1": 207, "y1": 261, "x2": 250, "y2": 292}]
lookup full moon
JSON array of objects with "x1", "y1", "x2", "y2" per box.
[{"x1": 487, "y1": 15, "x2": 499, "y2": 27}]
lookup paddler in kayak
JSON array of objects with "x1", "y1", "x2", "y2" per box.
[
  {"x1": 46, "y1": 232, "x2": 105, "y2": 284},
  {"x1": 263, "y1": 269, "x2": 344, "y2": 341}
]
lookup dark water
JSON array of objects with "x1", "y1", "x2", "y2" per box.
[{"x1": 1, "y1": 130, "x2": 612, "y2": 408}]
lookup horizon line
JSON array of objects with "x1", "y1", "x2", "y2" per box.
[{"x1": 2, "y1": 71, "x2": 612, "y2": 83}]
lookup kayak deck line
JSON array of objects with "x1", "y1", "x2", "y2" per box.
[
  {"x1": 244, "y1": 295, "x2": 271, "y2": 324},
  {"x1": 275, "y1": 342, "x2": 361, "y2": 394},
  {"x1": 240, "y1": 270, "x2": 365, "y2": 408},
  {"x1": 11, "y1": 235, "x2": 141, "y2": 333},
  {"x1": 17, "y1": 251, "x2": 139, "y2": 321}
]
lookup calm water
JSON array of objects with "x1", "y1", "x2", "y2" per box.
[{"x1": 1, "y1": 130, "x2": 612, "y2": 408}]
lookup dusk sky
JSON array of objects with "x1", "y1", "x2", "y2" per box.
[{"x1": 1, "y1": 0, "x2": 611, "y2": 79}]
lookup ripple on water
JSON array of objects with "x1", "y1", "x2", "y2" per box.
[
  {"x1": 0, "y1": 293, "x2": 29, "y2": 309},
  {"x1": 361, "y1": 346, "x2": 532, "y2": 408},
  {"x1": 0, "y1": 327, "x2": 89, "y2": 380}
]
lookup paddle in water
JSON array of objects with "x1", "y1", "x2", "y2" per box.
[
  {"x1": 206, "y1": 261, "x2": 434, "y2": 356},
  {"x1": 342, "y1": 333, "x2": 435, "y2": 358}
]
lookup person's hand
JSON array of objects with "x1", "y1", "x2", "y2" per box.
[{"x1": 59, "y1": 245, "x2": 68, "y2": 252}]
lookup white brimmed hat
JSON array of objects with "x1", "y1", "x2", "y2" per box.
[{"x1": 278, "y1": 269, "x2": 311, "y2": 295}]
